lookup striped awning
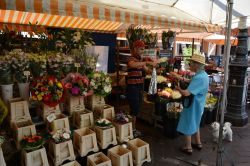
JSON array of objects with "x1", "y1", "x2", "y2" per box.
[{"x1": 0, "y1": 0, "x2": 222, "y2": 32}]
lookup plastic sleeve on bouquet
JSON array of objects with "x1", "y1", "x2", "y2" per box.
[{"x1": 148, "y1": 68, "x2": 157, "y2": 95}]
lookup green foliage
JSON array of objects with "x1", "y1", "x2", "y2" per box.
[
  {"x1": 126, "y1": 26, "x2": 148, "y2": 49},
  {"x1": 162, "y1": 30, "x2": 176, "y2": 50},
  {"x1": 144, "y1": 32, "x2": 158, "y2": 48}
]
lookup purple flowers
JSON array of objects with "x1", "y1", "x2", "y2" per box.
[{"x1": 71, "y1": 87, "x2": 80, "y2": 95}]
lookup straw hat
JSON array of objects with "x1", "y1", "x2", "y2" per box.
[{"x1": 190, "y1": 53, "x2": 206, "y2": 65}]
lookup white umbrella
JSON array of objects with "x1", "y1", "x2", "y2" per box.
[{"x1": 92, "y1": 0, "x2": 250, "y2": 28}]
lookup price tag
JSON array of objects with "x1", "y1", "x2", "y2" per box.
[
  {"x1": 23, "y1": 71, "x2": 30, "y2": 76},
  {"x1": 74, "y1": 63, "x2": 81, "y2": 68},
  {"x1": 47, "y1": 113, "x2": 56, "y2": 123}
]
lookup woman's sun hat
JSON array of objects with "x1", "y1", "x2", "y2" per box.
[{"x1": 190, "y1": 53, "x2": 206, "y2": 65}]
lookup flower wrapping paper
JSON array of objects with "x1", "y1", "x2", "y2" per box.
[{"x1": 148, "y1": 68, "x2": 157, "y2": 95}]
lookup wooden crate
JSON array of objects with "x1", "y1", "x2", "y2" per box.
[
  {"x1": 94, "y1": 104, "x2": 115, "y2": 121},
  {"x1": 86, "y1": 95, "x2": 105, "y2": 111},
  {"x1": 65, "y1": 94, "x2": 85, "y2": 115},
  {"x1": 127, "y1": 138, "x2": 151, "y2": 166},
  {"x1": 107, "y1": 145, "x2": 133, "y2": 166},
  {"x1": 87, "y1": 152, "x2": 111, "y2": 166},
  {"x1": 12, "y1": 119, "x2": 36, "y2": 149},
  {"x1": 22, "y1": 147, "x2": 49, "y2": 166},
  {"x1": 61, "y1": 161, "x2": 81, "y2": 166},
  {"x1": 41, "y1": 104, "x2": 61, "y2": 121},
  {"x1": 9, "y1": 98, "x2": 30, "y2": 127},
  {"x1": 0, "y1": 148, "x2": 6, "y2": 166},
  {"x1": 95, "y1": 126, "x2": 117, "y2": 149},
  {"x1": 73, "y1": 128, "x2": 98, "y2": 157},
  {"x1": 47, "y1": 114, "x2": 70, "y2": 132},
  {"x1": 48, "y1": 140, "x2": 75, "y2": 166},
  {"x1": 114, "y1": 122, "x2": 133, "y2": 143},
  {"x1": 73, "y1": 109, "x2": 94, "y2": 129}
]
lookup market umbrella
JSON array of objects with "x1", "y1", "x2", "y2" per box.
[{"x1": 204, "y1": 34, "x2": 238, "y2": 45}]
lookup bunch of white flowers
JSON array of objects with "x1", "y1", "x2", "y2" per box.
[
  {"x1": 89, "y1": 71, "x2": 112, "y2": 97},
  {"x1": 52, "y1": 129, "x2": 71, "y2": 144}
]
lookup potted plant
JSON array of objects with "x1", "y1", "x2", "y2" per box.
[
  {"x1": 20, "y1": 135, "x2": 44, "y2": 152},
  {"x1": 162, "y1": 30, "x2": 176, "y2": 50},
  {"x1": 51, "y1": 128, "x2": 71, "y2": 144},
  {"x1": 0, "y1": 54, "x2": 13, "y2": 103},
  {"x1": 95, "y1": 118, "x2": 112, "y2": 129},
  {"x1": 144, "y1": 32, "x2": 158, "y2": 48},
  {"x1": 126, "y1": 26, "x2": 148, "y2": 50},
  {"x1": 49, "y1": 128, "x2": 75, "y2": 165},
  {"x1": 27, "y1": 53, "x2": 47, "y2": 78},
  {"x1": 10, "y1": 49, "x2": 31, "y2": 100},
  {"x1": 46, "y1": 52, "x2": 63, "y2": 80}
]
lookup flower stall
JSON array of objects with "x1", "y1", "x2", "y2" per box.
[{"x1": 0, "y1": 0, "x2": 226, "y2": 165}]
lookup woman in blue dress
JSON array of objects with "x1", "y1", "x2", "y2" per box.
[{"x1": 171, "y1": 53, "x2": 209, "y2": 155}]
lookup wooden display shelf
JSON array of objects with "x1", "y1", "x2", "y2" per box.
[
  {"x1": 127, "y1": 138, "x2": 151, "y2": 166},
  {"x1": 21, "y1": 147, "x2": 49, "y2": 166},
  {"x1": 87, "y1": 152, "x2": 111, "y2": 166},
  {"x1": 95, "y1": 126, "x2": 117, "y2": 149},
  {"x1": 113, "y1": 122, "x2": 133, "y2": 143},
  {"x1": 72, "y1": 109, "x2": 94, "y2": 129},
  {"x1": 107, "y1": 145, "x2": 133, "y2": 166},
  {"x1": 48, "y1": 140, "x2": 75, "y2": 166},
  {"x1": 13, "y1": 119, "x2": 36, "y2": 149},
  {"x1": 73, "y1": 128, "x2": 98, "y2": 157}
]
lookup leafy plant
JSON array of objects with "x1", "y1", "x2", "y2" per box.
[
  {"x1": 144, "y1": 33, "x2": 158, "y2": 48},
  {"x1": 162, "y1": 30, "x2": 176, "y2": 50},
  {"x1": 20, "y1": 135, "x2": 44, "y2": 151},
  {"x1": 126, "y1": 26, "x2": 148, "y2": 50}
]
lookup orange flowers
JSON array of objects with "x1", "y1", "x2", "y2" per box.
[
  {"x1": 21, "y1": 135, "x2": 44, "y2": 151},
  {"x1": 31, "y1": 76, "x2": 65, "y2": 107}
]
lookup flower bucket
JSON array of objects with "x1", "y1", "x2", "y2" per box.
[
  {"x1": 1, "y1": 84, "x2": 13, "y2": 103},
  {"x1": 18, "y1": 82, "x2": 30, "y2": 101},
  {"x1": 0, "y1": 147, "x2": 6, "y2": 166},
  {"x1": 22, "y1": 147, "x2": 49, "y2": 166}
]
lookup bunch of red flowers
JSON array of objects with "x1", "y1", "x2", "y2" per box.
[
  {"x1": 30, "y1": 76, "x2": 65, "y2": 107},
  {"x1": 20, "y1": 135, "x2": 44, "y2": 151}
]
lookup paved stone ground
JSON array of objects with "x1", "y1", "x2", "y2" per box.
[{"x1": 1, "y1": 102, "x2": 250, "y2": 166}]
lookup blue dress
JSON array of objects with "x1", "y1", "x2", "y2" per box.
[{"x1": 177, "y1": 70, "x2": 209, "y2": 135}]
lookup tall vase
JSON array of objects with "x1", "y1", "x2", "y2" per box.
[
  {"x1": 18, "y1": 82, "x2": 30, "y2": 101},
  {"x1": 1, "y1": 84, "x2": 13, "y2": 103}
]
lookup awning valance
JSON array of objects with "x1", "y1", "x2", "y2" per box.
[{"x1": 0, "y1": 0, "x2": 222, "y2": 32}]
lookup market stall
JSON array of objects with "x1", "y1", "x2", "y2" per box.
[{"x1": 0, "y1": 0, "x2": 249, "y2": 166}]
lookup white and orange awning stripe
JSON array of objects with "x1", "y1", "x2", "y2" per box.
[{"x1": 0, "y1": 0, "x2": 222, "y2": 32}]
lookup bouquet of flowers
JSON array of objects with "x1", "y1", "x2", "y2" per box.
[
  {"x1": 27, "y1": 53, "x2": 47, "y2": 78},
  {"x1": 46, "y1": 52, "x2": 62, "y2": 79},
  {"x1": 10, "y1": 49, "x2": 30, "y2": 83},
  {"x1": 51, "y1": 129, "x2": 71, "y2": 144},
  {"x1": 96, "y1": 118, "x2": 112, "y2": 128},
  {"x1": 61, "y1": 54, "x2": 74, "y2": 76},
  {"x1": 89, "y1": 71, "x2": 112, "y2": 97},
  {"x1": 30, "y1": 76, "x2": 64, "y2": 107},
  {"x1": 0, "y1": 54, "x2": 13, "y2": 84},
  {"x1": 63, "y1": 73, "x2": 92, "y2": 97},
  {"x1": 114, "y1": 112, "x2": 131, "y2": 124},
  {"x1": 20, "y1": 135, "x2": 44, "y2": 151}
]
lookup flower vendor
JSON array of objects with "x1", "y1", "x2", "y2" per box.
[{"x1": 126, "y1": 40, "x2": 158, "y2": 136}]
